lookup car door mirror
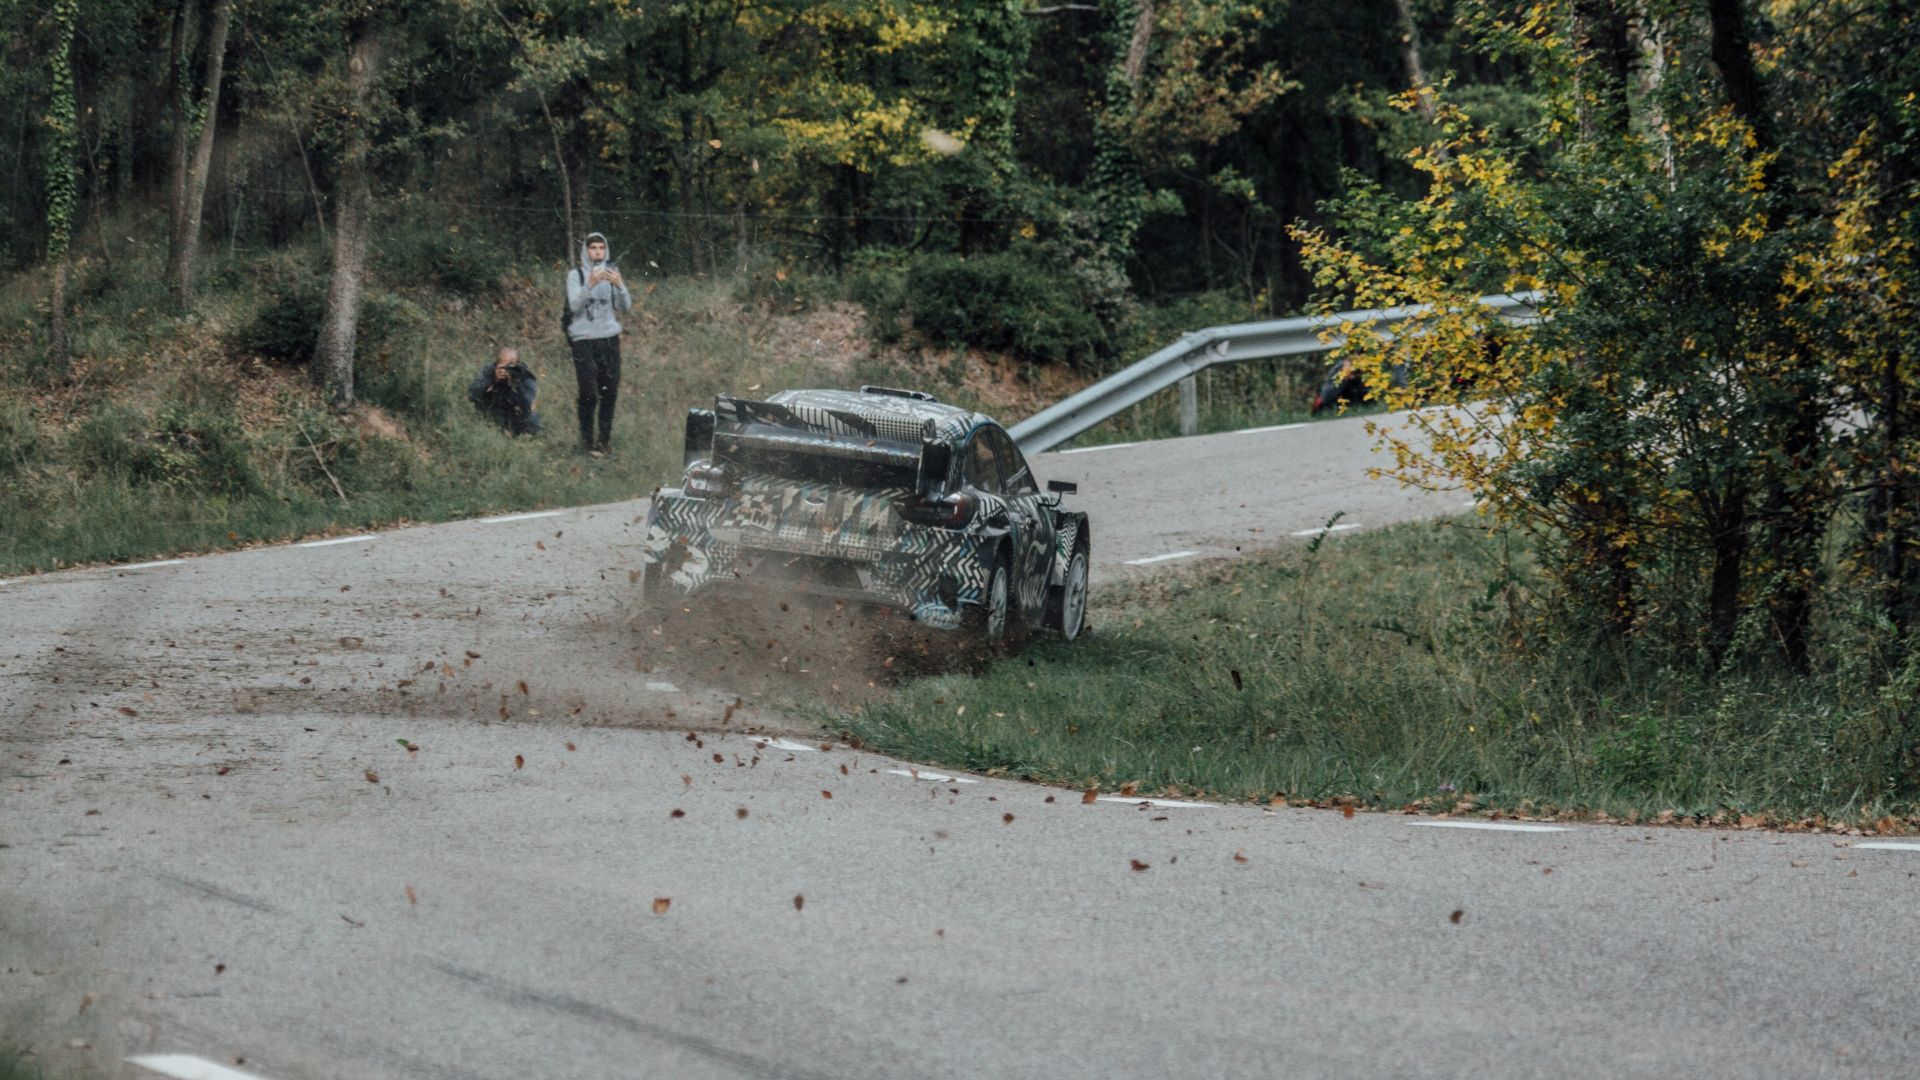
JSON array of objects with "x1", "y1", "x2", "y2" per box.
[{"x1": 1047, "y1": 479, "x2": 1077, "y2": 495}]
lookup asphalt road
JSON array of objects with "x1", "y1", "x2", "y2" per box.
[{"x1": 4, "y1": 411, "x2": 1917, "y2": 1080}]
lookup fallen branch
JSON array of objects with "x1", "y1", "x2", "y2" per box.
[{"x1": 298, "y1": 423, "x2": 349, "y2": 505}]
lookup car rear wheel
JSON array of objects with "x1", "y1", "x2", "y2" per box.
[
  {"x1": 983, "y1": 559, "x2": 1011, "y2": 641},
  {"x1": 1052, "y1": 548, "x2": 1089, "y2": 641}
]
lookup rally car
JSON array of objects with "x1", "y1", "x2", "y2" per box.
[{"x1": 639, "y1": 386, "x2": 1090, "y2": 643}]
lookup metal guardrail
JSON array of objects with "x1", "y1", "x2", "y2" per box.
[{"x1": 1009, "y1": 290, "x2": 1544, "y2": 455}]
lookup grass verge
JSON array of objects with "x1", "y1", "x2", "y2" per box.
[{"x1": 836, "y1": 519, "x2": 1920, "y2": 831}]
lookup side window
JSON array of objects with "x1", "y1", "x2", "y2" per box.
[
  {"x1": 991, "y1": 428, "x2": 1036, "y2": 495},
  {"x1": 964, "y1": 432, "x2": 1003, "y2": 494}
]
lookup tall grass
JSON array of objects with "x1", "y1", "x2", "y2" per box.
[{"x1": 837, "y1": 520, "x2": 1920, "y2": 827}]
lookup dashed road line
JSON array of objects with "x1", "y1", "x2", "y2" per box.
[
  {"x1": 117, "y1": 558, "x2": 188, "y2": 571},
  {"x1": 296, "y1": 535, "x2": 376, "y2": 549},
  {"x1": 1854, "y1": 841, "x2": 1920, "y2": 851},
  {"x1": 1412, "y1": 820, "x2": 1567, "y2": 833},
  {"x1": 1096, "y1": 796, "x2": 1219, "y2": 809},
  {"x1": 1289, "y1": 523, "x2": 1363, "y2": 538},
  {"x1": 644, "y1": 680, "x2": 680, "y2": 693},
  {"x1": 128, "y1": 1054, "x2": 274, "y2": 1080},
  {"x1": 886, "y1": 768, "x2": 978, "y2": 784},
  {"x1": 1124, "y1": 550, "x2": 1199, "y2": 566},
  {"x1": 1054, "y1": 442, "x2": 1136, "y2": 455},
  {"x1": 1234, "y1": 423, "x2": 1310, "y2": 435},
  {"x1": 477, "y1": 510, "x2": 566, "y2": 524}
]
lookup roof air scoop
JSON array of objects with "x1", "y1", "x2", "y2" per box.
[{"x1": 860, "y1": 385, "x2": 938, "y2": 403}]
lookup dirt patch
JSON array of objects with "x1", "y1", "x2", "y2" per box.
[{"x1": 351, "y1": 404, "x2": 411, "y2": 443}]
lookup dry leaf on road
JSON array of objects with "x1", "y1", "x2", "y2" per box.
[{"x1": 652, "y1": 897, "x2": 671, "y2": 915}]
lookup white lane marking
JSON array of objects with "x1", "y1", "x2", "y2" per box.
[
  {"x1": 644, "y1": 680, "x2": 680, "y2": 692},
  {"x1": 128, "y1": 1054, "x2": 274, "y2": 1080},
  {"x1": 752, "y1": 738, "x2": 819, "y2": 753},
  {"x1": 1235, "y1": 423, "x2": 1310, "y2": 435},
  {"x1": 1854, "y1": 841, "x2": 1920, "y2": 851},
  {"x1": 1124, "y1": 550, "x2": 1199, "y2": 566},
  {"x1": 477, "y1": 510, "x2": 565, "y2": 524},
  {"x1": 1459, "y1": 500, "x2": 1479, "y2": 509},
  {"x1": 1054, "y1": 442, "x2": 1136, "y2": 455},
  {"x1": 1290, "y1": 523, "x2": 1363, "y2": 537},
  {"x1": 886, "y1": 768, "x2": 978, "y2": 784},
  {"x1": 1412, "y1": 820, "x2": 1568, "y2": 833},
  {"x1": 1096, "y1": 796, "x2": 1219, "y2": 809},
  {"x1": 297, "y1": 535, "x2": 376, "y2": 548},
  {"x1": 118, "y1": 558, "x2": 188, "y2": 571}
]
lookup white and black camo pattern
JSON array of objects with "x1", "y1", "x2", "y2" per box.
[{"x1": 644, "y1": 388, "x2": 1084, "y2": 632}]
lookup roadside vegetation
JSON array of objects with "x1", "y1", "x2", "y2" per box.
[{"x1": 843, "y1": 520, "x2": 1920, "y2": 829}]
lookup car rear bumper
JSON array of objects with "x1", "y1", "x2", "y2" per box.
[{"x1": 642, "y1": 491, "x2": 984, "y2": 630}]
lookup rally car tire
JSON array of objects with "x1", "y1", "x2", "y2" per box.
[
  {"x1": 1047, "y1": 545, "x2": 1090, "y2": 641},
  {"x1": 966, "y1": 553, "x2": 1019, "y2": 650}
]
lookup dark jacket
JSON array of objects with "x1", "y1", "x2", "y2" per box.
[{"x1": 469, "y1": 362, "x2": 542, "y2": 435}]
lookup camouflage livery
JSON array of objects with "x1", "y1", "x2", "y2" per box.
[{"x1": 641, "y1": 387, "x2": 1091, "y2": 640}]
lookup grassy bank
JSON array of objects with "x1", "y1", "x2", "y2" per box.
[
  {"x1": 0, "y1": 223, "x2": 1100, "y2": 577},
  {"x1": 837, "y1": 519, "x2": 1920, "y2": 830}
]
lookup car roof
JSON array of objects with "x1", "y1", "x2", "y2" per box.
[{"x1": 766, "y1": 388, "x2": 988, "y2": 445}]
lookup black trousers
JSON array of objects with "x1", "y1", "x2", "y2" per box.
[{"x1": 570, "y1": 335, "x2": 621, "y2": 447}]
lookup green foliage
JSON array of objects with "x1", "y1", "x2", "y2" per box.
[
  {"x1": 373, "y1": 220, "x2": 510, "y2": 298},
  {"x1": 233, "y1": 275, "x2": 419, "y2": 367},
  {"x1": 844, "y1": 247, "x2": 913, "y2": 344},
  {"x1": 69, "y1": 402, "x2": 259, "y2": 494},
  {"x1": 0, "y1": 402, "x2": 40, "y2": 475},
  {"x1": 1295, "y1": 0, "x2": 1920, "y2": 676},
  {"x1": 42, "y1": 0, "x2": 77, "y2": 260},
  {"x1": 903, "y1": 249, "x2": 1105, "y2": 366}
]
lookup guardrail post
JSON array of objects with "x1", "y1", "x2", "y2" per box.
[{"x1": 1178, "y1": 375, "x2": 1198, "y2": 436}]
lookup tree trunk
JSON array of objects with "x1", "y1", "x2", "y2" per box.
[
  {"x1": 1705, "y1": 493, "x2": 1747, "y2": 665},
  {"x1": 45, "y1": 0, "x2": 79, "y2": 380},
  {"x1": 48, "y1": 258, "x2": 71, "y2": 377},
  {"x1": 1706, "y1": 0, "x2": 1772, "y2": 154},
  {"x1": 167, "y1": 0, "x2": 236, "y2": 308},
  {"x1": 166, "y1": 0, "x2": 199, "y2": 281},
  {"x1": 537, "y1": 92, "x2": 574, "y2": 261},
  {"x1": 1391, "y1": 0, "x2": 1437, "y2": 123},
  {"x1": 314, "y1": 22, "x2": 379, "y2": 415},
  {"x1": 1626, "y1": 12, "x2": 1673, "y2": 181}
]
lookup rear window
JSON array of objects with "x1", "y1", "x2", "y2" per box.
[{"x1": 722, "y1": 443, "x2": 917, "y2": 490}]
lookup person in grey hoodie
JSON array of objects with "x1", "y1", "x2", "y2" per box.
[{"x1": 565, "y1": 232, "x2": 634, "y2": 456}]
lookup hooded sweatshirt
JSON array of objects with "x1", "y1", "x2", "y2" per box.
[{"x1": 566, "y1": 233, "x2": 633, "y2": 342}]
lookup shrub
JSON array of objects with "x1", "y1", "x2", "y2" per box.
[
  {"x1": 233, "y1": 277, "x2": 419, "y2": 367},
  {"x1": 845, "y1": 247, "x2": 912, "y2": 344},
  {"x1": 0, "y1": 401, "x2": 39, "y2": 474},
  {"x1": 902, "y1": 249, "x2": 1107, "y2": 367},
  {"x1": 373, "y1": 220, "x2": 509, "y2": 297}
]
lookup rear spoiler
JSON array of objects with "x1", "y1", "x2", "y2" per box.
[
  {"x1": 712, "y1": 426, "x2": 919, "y2": 472},
  {"x1": 699, "y1": 395, "x2": 951, "y2": 494}
]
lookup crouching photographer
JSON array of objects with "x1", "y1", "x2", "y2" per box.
[{"x1": 468, "y1": 346, "x2": 543, "y2": 436}]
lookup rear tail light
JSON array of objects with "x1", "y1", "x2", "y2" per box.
[
  {"x1": 683, "y1": 461, "x2": 733, "y2": 499},
  {"x1": 896, "y1": 492, "x2": 975, "y2": 528}
]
